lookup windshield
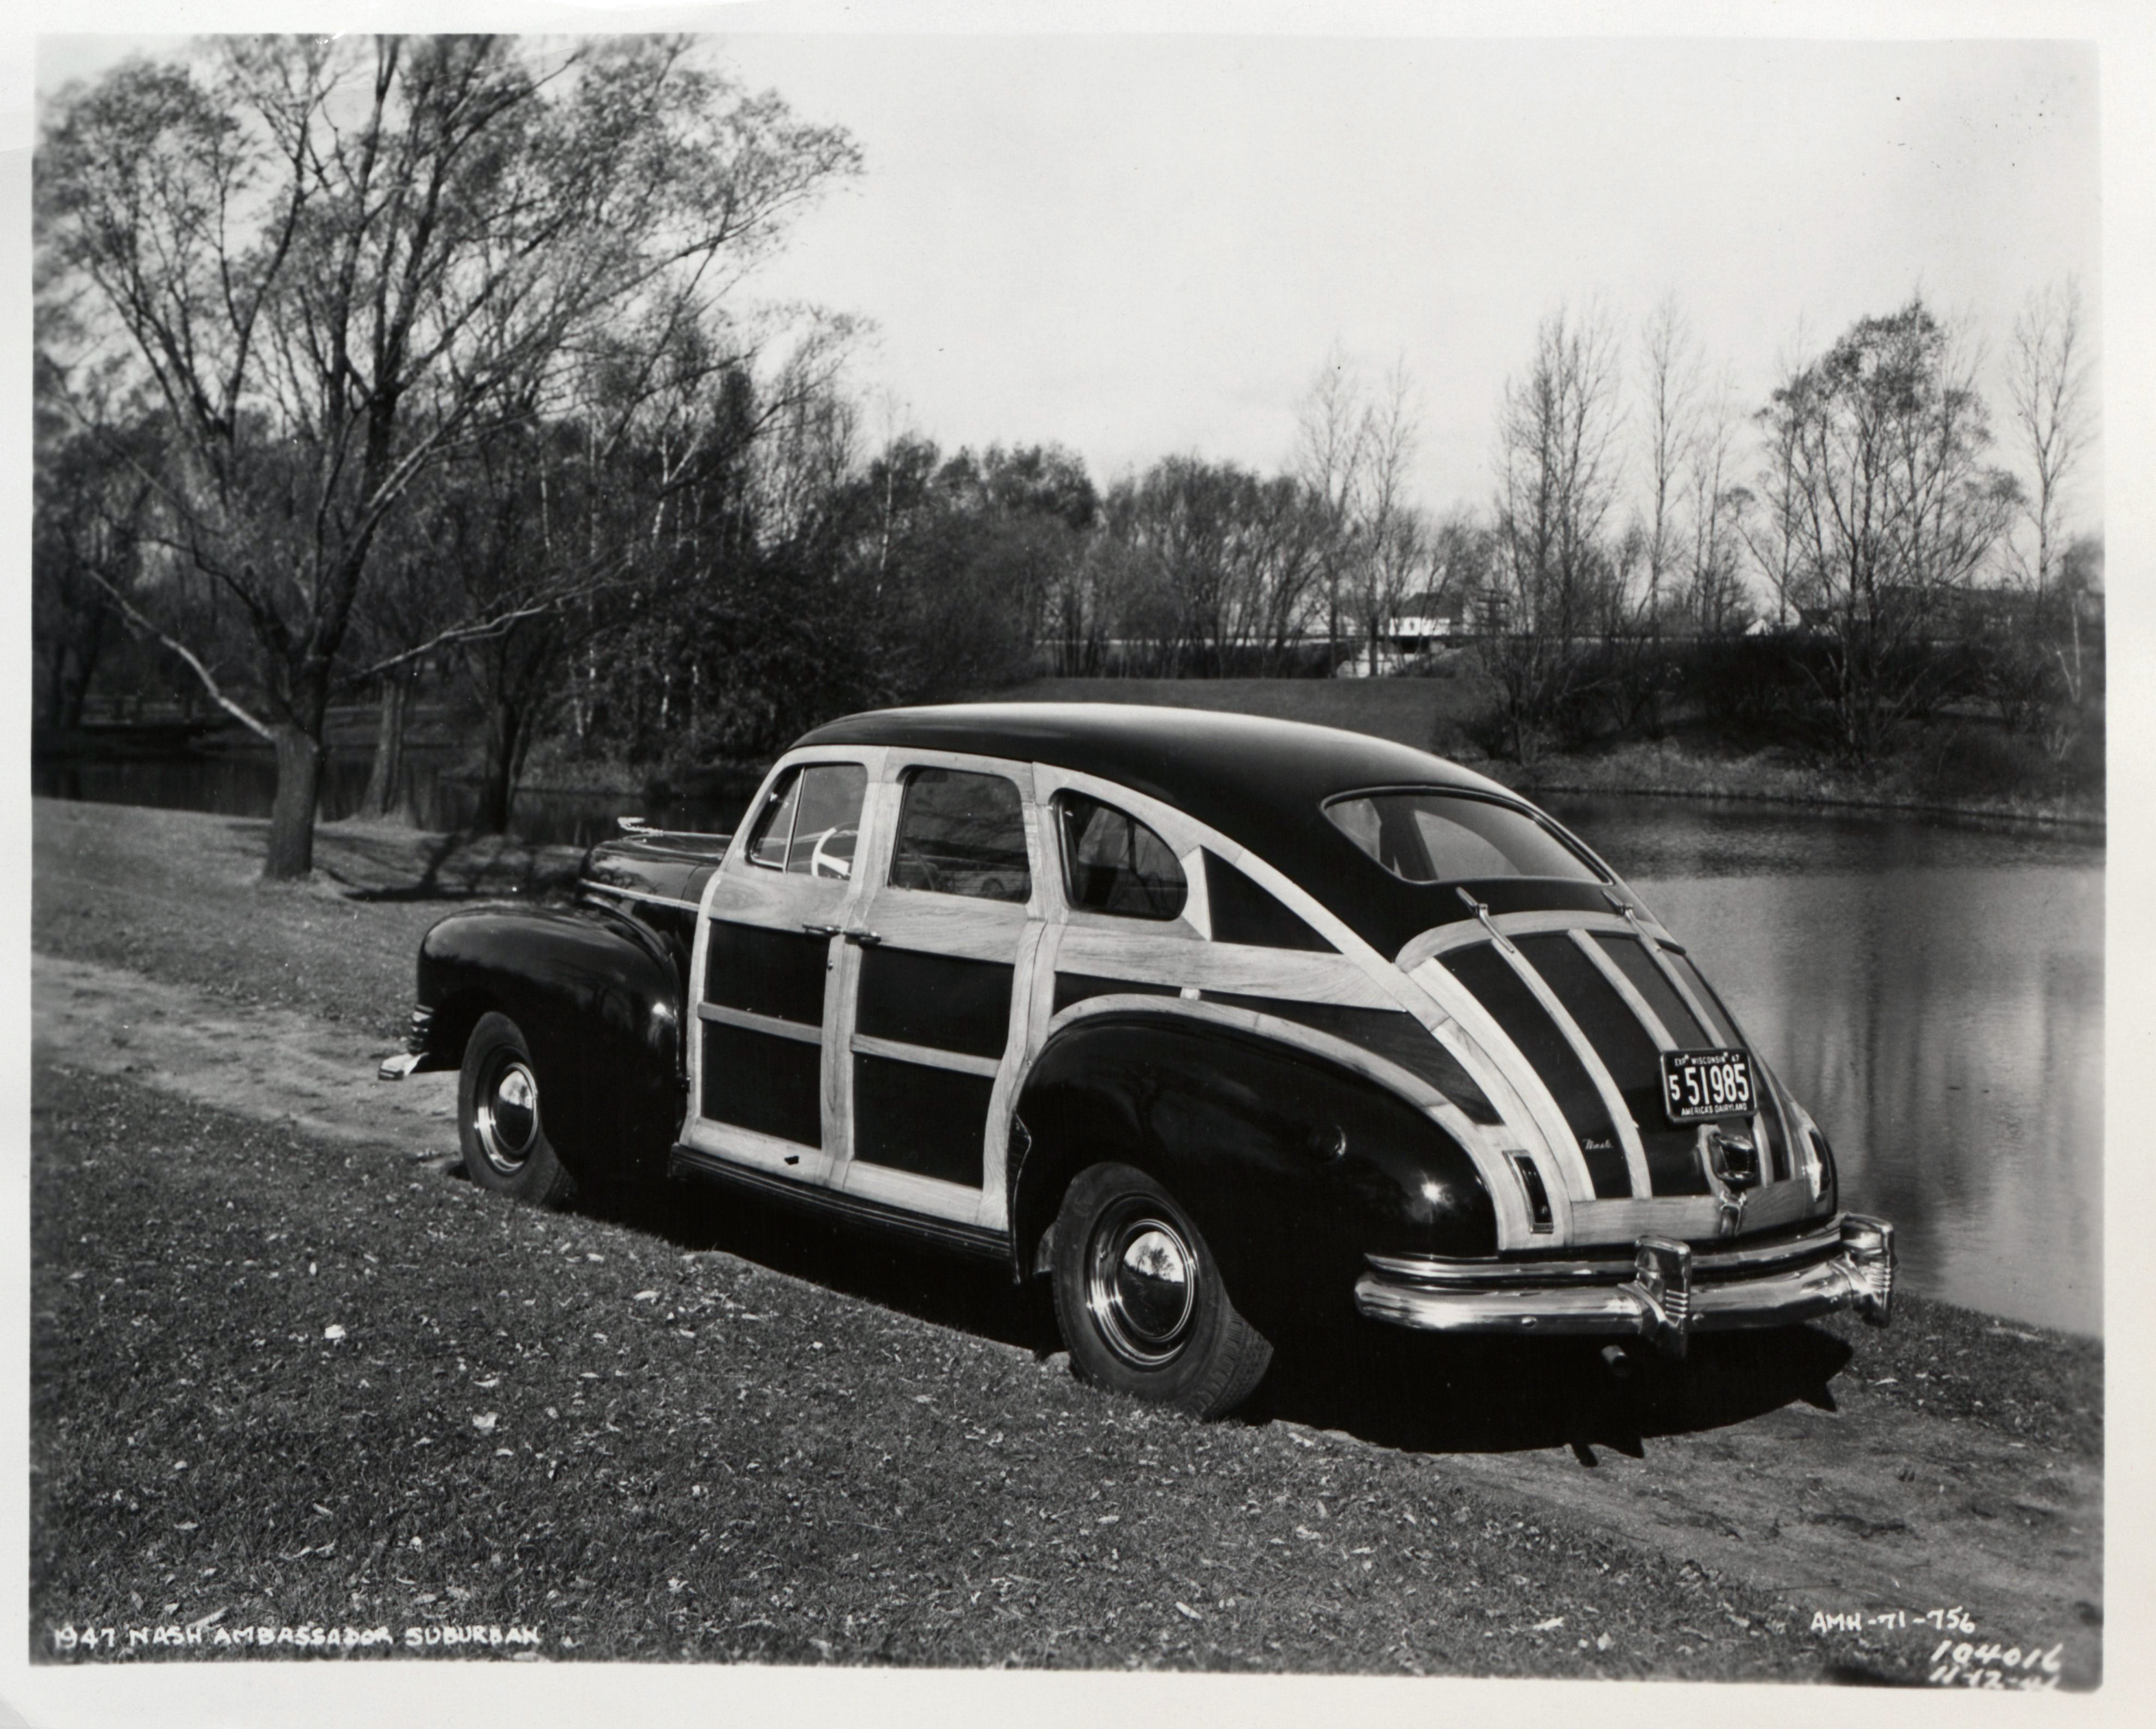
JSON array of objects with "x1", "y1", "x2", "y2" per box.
[{"x1": 1324, "y1": 791, "x2": 1605, "y2": 885}]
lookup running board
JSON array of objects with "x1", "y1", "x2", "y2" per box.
[{"x1": 668, "y1": 1142, "x2": 1010, "y2": 1263}]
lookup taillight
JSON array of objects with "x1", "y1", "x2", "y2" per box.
[{"x1": 1510, "y1": 1152, "x2": 1554, "y2": 1233}]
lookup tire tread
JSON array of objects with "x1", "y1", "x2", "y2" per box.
[{"x1": 1049, "y1": 1162, "x2": 1272, "y2": 1419}]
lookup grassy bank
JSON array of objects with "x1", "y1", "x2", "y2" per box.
[
  {"x1": 33, "y1": 1061, "x2": 1854, "y2": 1674},
  {"x1": 1491, "y1": 740, "x2": 2105, "y2": 831},
  {"x1": 31, "y1": 800, "x2": 591, "y2": 1043},
  {"x1": 29, "y1": 1055, "x2": 2099, "y2": 1676}
]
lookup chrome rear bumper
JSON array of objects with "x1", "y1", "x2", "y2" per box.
[{"x1": 1354, "y1": 1213, "x2": 1894, "y2": 1357}]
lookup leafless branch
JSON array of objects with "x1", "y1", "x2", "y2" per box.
[{"x1": 82, "y1": 565, "x2": 274, "y2": 740}]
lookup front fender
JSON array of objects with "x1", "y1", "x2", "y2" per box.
[
  {"x1": 1010, "y1": 1012, "x2": 1495, "y2": 1330},
  {"x1": 416, "y1": 904, "x2": 682, "y2": 1185}
]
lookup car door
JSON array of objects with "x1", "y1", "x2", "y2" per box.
[
  {"x1": 683, "y1": 749, "x2": 878, "y2": 1187},
  {"x1": 830, "y1": 754, "x2": 1047, "y2": 1229}
]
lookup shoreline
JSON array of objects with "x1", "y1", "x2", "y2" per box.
[
  {"x1": 1505, "y1": 771, "x2": 2105, "y2": 833},
  {"x1": 38, "y1": 704, "x2": 2104, "y2": 839},
  {"x1": 1477, "y1": 746, "x2": 2104, "y2": 835}
]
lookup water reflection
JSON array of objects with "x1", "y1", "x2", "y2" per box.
[{"x1": 1544, "y1": 796, "x2": 2104, "y2": 1336}]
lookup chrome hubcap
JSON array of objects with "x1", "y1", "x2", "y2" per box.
[
  {"x1": 477, "y1": 1060, "x2": 538, "y2": 1174},
  {"x1": 1085, "y1": 1204, "x2": 1197, "y2": 1368}
]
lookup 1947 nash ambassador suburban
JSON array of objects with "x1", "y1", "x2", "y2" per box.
[{"x1": 380, "y1": 704, "x2": 1893, "y2": 1416}]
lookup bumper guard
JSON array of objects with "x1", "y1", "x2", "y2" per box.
[
  {"x1": 1354, "y1": 1213, "x2": 1894, "y2": 1358},
  {"x1": 375, "y1": 1007, "x2": 438, "y2": 1082}
]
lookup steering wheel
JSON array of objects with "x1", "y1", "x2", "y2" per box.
[{"x1": 810, "y1": 825, "x2": 858, "y2": 880}]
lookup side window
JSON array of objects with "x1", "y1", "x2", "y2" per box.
[
  {"x1": 889, "y1": 768, "x2": 1031, "y2": 903},
  {"x1": 1056, "y1": 793, "x2": 1187, "y2": 920},
  {"x1": 744, "y1": 764, "x2": 867, "y2": 879}
]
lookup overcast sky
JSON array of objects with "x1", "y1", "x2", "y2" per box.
[{"x1": 29, "y1": 14, "x2": 2106, "y2": 526}]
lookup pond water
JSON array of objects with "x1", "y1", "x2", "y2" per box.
[
  {"x1": 1541, "y1": 795, "x2": 2104, "y2": 1336},
  {"x1": 34, "y1": 752, "x2": 2103, "y2": 1334}
]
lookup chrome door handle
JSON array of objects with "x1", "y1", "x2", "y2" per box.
[
  {"x1": 802, "y1": 922, "x2": 843, "y2": 938},
  {"x1": 843, "y1": 929, "x2": 883, "y2": 947}
]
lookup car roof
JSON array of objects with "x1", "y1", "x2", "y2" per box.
[{"x1": 794, "y1": 703, "x2": 1594, "y2": 954}]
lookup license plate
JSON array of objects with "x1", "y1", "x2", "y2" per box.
[{"x1": 1660, "y1": 1048, "x2": 1756, "y2": 1122}]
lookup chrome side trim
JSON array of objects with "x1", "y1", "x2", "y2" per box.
[
  {"x1": 583, "y1": 882, "x2": 706, "y2": 914},
  {"x1": 616, "y1": 817, "x2": 733, "y2": 845},
  {"x1": 377, "y1": 1052, "x2": 424, "y2": 1082}
]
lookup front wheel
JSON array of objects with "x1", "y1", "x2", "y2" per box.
[
  {"x1": 458, "y1": 1011, "x2": 578, "y2": 1208},
  {"x1": 1049, "y1": 1163, "x2": 1272, "y2": 1418}
]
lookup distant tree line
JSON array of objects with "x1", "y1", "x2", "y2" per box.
[
  {"x1": 1477, "y1": 287, "x2": 2099, "y2": 784},
  {"x1": 34, "y1": 35, "x2": 2101, "y2": 879}
]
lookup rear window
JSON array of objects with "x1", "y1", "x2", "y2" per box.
[{"x1": 1325, "y1": 791, "x2": 1604, "y2": 885}]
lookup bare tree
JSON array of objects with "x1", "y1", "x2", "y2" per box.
[
  {"x1": 1348, "y1": 361, "x2": 1429, "y2": 675},
  {"x1": 1638, "y1": 295, "x2": 1698, "y2": 633},
  {"x1": 1733, "y1": 319, "x2": 1835, "y2": 631},
  {"x1": 1293, "y1": 347, "x2": 1369, "y2": 671},
  {"x1": 1484, "y1": 302, "x2": 1626, "y2": 758},
  {"x1": 2004, "y1": 277, "x2": 2093, "y2": 620},
  {"x1": 1684, "y1": 364, "x2": 1751, "y2": 634},
  {"x1": 1758, "y1": 298, "x2": 2017, "y2": 761},
  {"x1": 38, "y1": 34, "x2": 859, "y2": 876}
]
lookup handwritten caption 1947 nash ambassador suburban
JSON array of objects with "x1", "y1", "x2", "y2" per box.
[{"x1": 379, "y1": 704, "x2": 1894, "y2": 1416}]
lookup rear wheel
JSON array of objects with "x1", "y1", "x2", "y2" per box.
[
  {"x1": 458, "y1": 1011, "x2": 578, "y2": 1208},
  {"x1": 1049, "y1": 1163, "x2": 1272, "y2": 1418}
]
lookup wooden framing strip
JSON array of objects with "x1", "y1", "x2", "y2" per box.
[
  {"x1": 1572, "y1": 928, "x2": 1677, "y2": 1048},
  {"x1": 1486, "y1": 940, "x2": 1656, "y2": 1202},
  {"x1": 697, "y1": 1002, "x2": 823, "y2": 1046},
  {"x1": 848, "y1": 1032, "x2": 1003, "y2": 1078}
]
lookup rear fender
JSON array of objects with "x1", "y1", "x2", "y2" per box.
[
  {"x1": 1009, "y1": 1012, "x2": 1495, "y2": 1331},
  {"x1": 416, "y1": 905, "x2": 682, "y2": 1185}
]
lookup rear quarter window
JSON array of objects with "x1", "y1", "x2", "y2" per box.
[{"x1": 1056, "y1": 794, "x2": 1186, "y2": 920}]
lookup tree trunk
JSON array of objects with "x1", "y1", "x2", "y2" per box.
[
  {"x1": 359, "y1": 671, "x2": 410, "y2": 820},
  {"x1": 263, "y1": 723, "x2": 327, "y2": 880},
  {"x1": 475, "y1": 701, "x2": 522, "y2": 835}
]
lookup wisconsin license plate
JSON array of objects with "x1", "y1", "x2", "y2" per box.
[{"x1": 1660, "y1": 1048, "x2": 1756, "y2": 1122}]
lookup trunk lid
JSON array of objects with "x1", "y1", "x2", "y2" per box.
[{"x1": 1402, "y1": 905, "x2": 1824, "y2": 1250}]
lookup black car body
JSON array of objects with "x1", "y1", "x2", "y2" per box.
[{"x1": 381, "y1": 704, "x2": 1893, "y2": 1414}]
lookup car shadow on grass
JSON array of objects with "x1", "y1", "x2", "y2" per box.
[
  {"x1": 1241, "y1": 1323, "x2": 1855, "y2": 1462},
  {"x1": 582, "y1": 1175, "x2": 1063, "y2": 1356},
  {"x1": 561, "y1": 1168, "x2": 1852, "y2": 1461}
]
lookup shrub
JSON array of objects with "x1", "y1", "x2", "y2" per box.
[{"x1": 1909, "y1": 722, "x2": 2053, "y2": 801}]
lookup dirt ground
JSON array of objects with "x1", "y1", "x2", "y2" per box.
[{"x1": 30, "y1": 945, "x2": 2102, "y2": 1685}]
